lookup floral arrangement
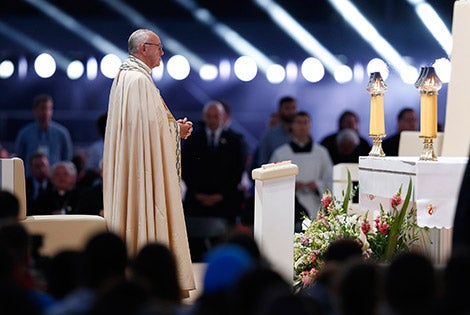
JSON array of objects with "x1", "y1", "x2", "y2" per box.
[{"x1": 293, "y1": 173, "x2": 420, "y2": 288}]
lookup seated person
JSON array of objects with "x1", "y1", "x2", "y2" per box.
[
  {"x1": 76, "y1": 161, "x2": 103, "y2": 216},
  {"x1": 0, "y1": 190, "x2": 20, "y2": 222},
  {"x1": 382, "y1": 107, "x2": 417, "y2": 156},
  {"x1": 25, "y1": 152, "x2": 53, "y2": 213},
  {"x1": 320, "y1": 111, "x2": 370, "y2": 164},
  {"x1": 32, "y1": 161, "x2": 80, "y2": 215}
]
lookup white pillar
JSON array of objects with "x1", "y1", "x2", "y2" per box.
[
  {"x1": 251, "y1": 161, "x2": 298, "y2": 283},
  {"x1": 442, "y1": 1, "x2": 470, "y2": 156}
]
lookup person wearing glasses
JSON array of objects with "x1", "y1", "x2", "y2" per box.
[{"x1": 102, "y1": 29, "x2": 195, "y2": 295}]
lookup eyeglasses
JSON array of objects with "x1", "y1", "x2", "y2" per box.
[{"x1": 144, "y1": 42, "x2": 163, "y2": 50}]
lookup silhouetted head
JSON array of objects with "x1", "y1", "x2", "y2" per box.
[{"x1": 0, "y1": 191, "x2": 20, "y2": 220}]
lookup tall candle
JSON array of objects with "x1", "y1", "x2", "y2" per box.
[
  {"x1": 420, "y1": 92, "x2": 437, "y2": 138},
  {"x1": 416, "y1": 67, "x2": 441, "y2": 138},
  {"x1": 369, "y1": 94, "x2": 385, "y2": 135},
  {"x1": 366, "y1": 72, "x2": 387, "y2": 136}
]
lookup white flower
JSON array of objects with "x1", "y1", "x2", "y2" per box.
[{"x1": 302, "y1": 218, "x2": 312, "y2": 230}]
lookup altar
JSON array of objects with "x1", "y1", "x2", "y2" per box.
[{"x1": 358, "y1": 156, "x2": 468, "y2": 264}]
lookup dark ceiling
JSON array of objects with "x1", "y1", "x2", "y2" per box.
[
  {"x1": 0, "y1": 0, "x2": 455, "y2": 66},
  {"x1": 0, "y1": 0, "x2": 454, "y2": 21}
]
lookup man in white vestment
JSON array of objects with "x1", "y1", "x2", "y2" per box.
[
  {"x1": 103, "y1": 29, "x2": 195, "y2": 293},
  {"x1": 270, "y1": 111, "x2": 333, "y2": 229}
]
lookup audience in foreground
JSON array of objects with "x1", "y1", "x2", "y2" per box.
[{"x1": 1, "y1": 189, "x2": 470, "y2": 315}]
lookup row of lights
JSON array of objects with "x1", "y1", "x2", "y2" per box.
[{"x1": 0, "y1": 52, "x2": 451, "y2": 84}]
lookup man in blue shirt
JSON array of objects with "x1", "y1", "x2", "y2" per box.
[{"x1": 15, "y1": 94, "x2": 73, "y2": 176}]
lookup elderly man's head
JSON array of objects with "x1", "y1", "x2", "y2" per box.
[
  {"x1": 203, "y1": 101, "x2": 225, "y2": 131},
  {"x1": 336, "y1": 128, "x2": 360, "y2": 156},
  {"x1": 128, "y1": 29, "x2": 164, "y2": 69},
  {"x1": 50, "y1": 161, "x2": 77, "y2": 192}
]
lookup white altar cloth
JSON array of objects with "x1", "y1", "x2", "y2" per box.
[{"x1": 359, "y1": 156, "x2": 468, "y2": 229}]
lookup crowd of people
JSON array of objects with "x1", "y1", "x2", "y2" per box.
[
  {"x1": 0, "y1": 26, "x2": 468, "y2": 315},
  {"x1": 2, "y1": 95, "x2": 107, "y2": 217},
  {"x1": 0, "y1": 200, "x2": 469, "y2": 315},
  {"x1": 0, "y1": 87, "x2": 422, "y2": 256}
]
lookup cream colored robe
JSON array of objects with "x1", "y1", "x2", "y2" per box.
[{"x1": 103, "y1": 56, "x2": 195, "y2": 291}]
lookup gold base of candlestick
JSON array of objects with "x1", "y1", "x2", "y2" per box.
[
  {"x1": 419, "y1": 136, "x2": 437, "y2": 161},
  {"x1": 368, "y1": 134, "x2": 386, "y2": 157}
]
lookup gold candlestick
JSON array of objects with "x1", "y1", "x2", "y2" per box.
[
  {"x1": 366, "y1": 72, "x2": 387, "y2": 157},
  {"x1": 415, "y1": 66, "x2": 442, "y2": 161}
]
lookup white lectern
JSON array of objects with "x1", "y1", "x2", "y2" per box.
[{"x1": 252, "y1": 161, "x2": 298, "y2": 283}]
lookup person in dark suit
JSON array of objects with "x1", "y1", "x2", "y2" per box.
[
  {"x1": 32, "y1": 161, "x2": 80, "y2": 215},
  {"x1": 25, "y1": 152, "x2": 54, "y2": 214},
  {"x1": 320, "y1": 110, "x2": 370, "y2": 164},
  {"x1": 382, "y1": 107, "x2": 417, "y2": 156},
  {"x1": 182, "y1": 101, "x2": 246, "y2": 226},
  {"x1": 76, "y1": 160, "x2": 103, "y2": 216}
]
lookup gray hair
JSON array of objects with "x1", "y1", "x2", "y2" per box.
[
  {"x1": 202, "y1": 101, "x2": 225, "y2": 115},
  {"x1": 128, "y1": 29, "x2": 150, "y2": 54},
  {"x1": 50, "y1": 161, "x2": 77, "y2": 178},
  {"x1": 336, "y1": 128, "x2": 360, "y2": 147}
]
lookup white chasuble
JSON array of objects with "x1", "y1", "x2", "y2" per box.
[{"x1": 103, "y1": 56, "x2": 195, "y2": 291}]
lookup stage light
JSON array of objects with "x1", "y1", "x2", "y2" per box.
[
  {"x1": 254, "y1": 0, "x2": 344, "y2": 76},
  {"x1": 401, "y1": 66, "x2": 419, "y2": 85},
  {"x1": 199, "y1": 64, "x2": 218, "y2": 81},
  {"x1": 353, "y1": 63, "x2": 365, "y2": 83},
  {"x1": 34, "y1": 53, "x2": 56, "y2": 78},
  {"x1": 18, "y1": 57, "x2": 28, "y2": 79},
  {"x1": 266, "y1": 64, "x2": 285, "y2": 84},
  {"x1": 0, "y1": 60, "x2": 14, "y2": 79},
  {"x1": 0, "y1": 21, "x2": 69, "y2": 73},
  {"x1": 102, "y1": 0, "x2": 206, "y2": 71},
  {"x1": 407, "y1": 0, "x2": 452, "y2": 56},
  {"x1": 334, "y1": 65, "x2": 353, "y2": 83},
  {"x1": 366, "y1": 58, "x2": 389, "y2": 81},
  {"x1": 87, "y1": 57, "x2": 98, "y2": 80},
  {"x1": 432, "y1": 58, "x2": 451, "y2": 83},
  {"x1": 25, "y1": 0, "x2": 126, "y2": 60},
  {"x1": 328, "y1": 0, "x2": 414, "y2": 83},
  {"x1": 175, "y1": 0, "x2": 274, "y2": 73},
  {"x1": 285, "y1": 61, "x2": 298, "y2": 82},
  {"x1": 152, "y1": 62, "x2": 164, "y2": 81},
  {"x1": 234, "y1": 56, "x2": 258, "y2": 82},
  {"x1": 167, "y1": 55, "x2": 190, "y2": 80},
  {"x1": 301, "y1": 57, "x2": 324, "y2": 83},
  {"x1": 100, "y1": 54, "x2": 121, "y2": 79},
  {"x1": 219, "y1": 59, "x2": 231, "y2": 80},
  {"x1": 66, "y1": 60, "x2": 84, "y2": 80}
]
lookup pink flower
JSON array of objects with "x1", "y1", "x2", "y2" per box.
[
  {"x1": 300, "y1": 236, "x2": 311, "y2": 246},
  {"x1": 391, "y1": 194, "x2": 402, "y2": 208},
  {"x1": 377, "y1": 222, "x2": 389, "y2": 236},
  {"x1": 321, "y1": 193, "x2": 332, "y2": 208},
  {"x1": 375, "y1": 216, "x2": 389, "y2": 236},
  {"x1": 361, "y1": 220, "x2": 371, "y2": 234},
  {"x1": 301, "y1": 268, "x2": 319, "y2": 287},
  {"x1": 310, "y1": 252, "x2": 318, "y2": 264}
]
